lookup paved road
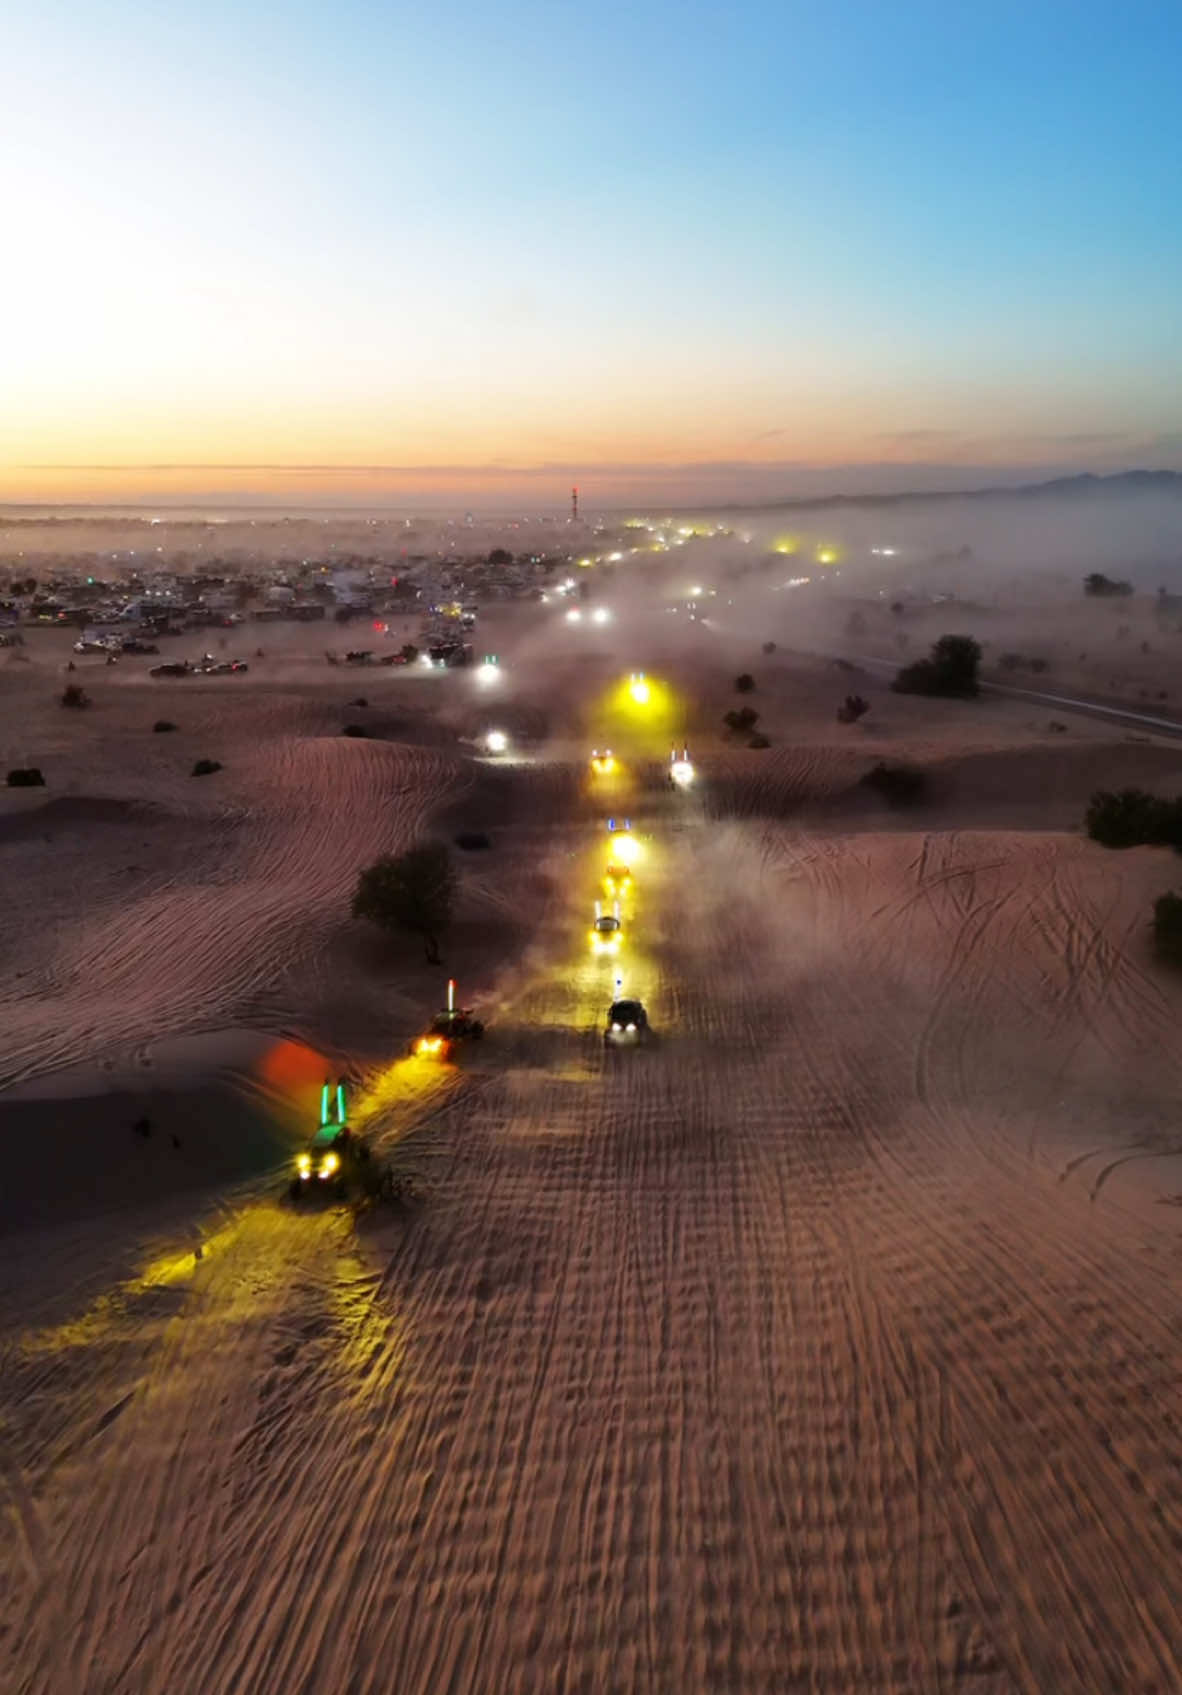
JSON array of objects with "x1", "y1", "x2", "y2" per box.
[{"x1": 814, "y1": 649, "x2": 1182, "y2": 738}]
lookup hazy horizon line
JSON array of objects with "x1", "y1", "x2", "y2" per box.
[{"x1": 2, "y1": 464, "x2": 1181, "y2": 521}]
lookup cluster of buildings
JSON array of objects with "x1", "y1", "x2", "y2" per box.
[{"x1": 0, "y1": 540, "x2": 602, "y2": 638}]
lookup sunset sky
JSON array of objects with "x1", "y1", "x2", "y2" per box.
[{"x1": 4, "y1": 0, "x2": 1180, "y2": 508}]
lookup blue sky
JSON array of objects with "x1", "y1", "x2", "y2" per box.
[{"x1": 3, "y1": 0, "x2": 1180, "y2": 504}]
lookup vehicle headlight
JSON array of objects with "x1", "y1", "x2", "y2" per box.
[
  {"x1": 318, "y1": 1152, "x2": 340, "y2": 1178},
  {"x1": 611, "y1": 1023, "x2": 621, "y2": 1033},
  {"x1": 626, "y1": 1023, "x2": 636, "y2": 1032},
  {"x1": 297, "y1": 1154, "x2": 312, "y2": 1177}
]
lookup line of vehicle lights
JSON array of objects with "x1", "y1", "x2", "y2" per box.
[{"x1": 297, "y1": 704, "x2": 695, "y2": 1191}]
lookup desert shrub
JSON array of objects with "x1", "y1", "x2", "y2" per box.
[
  {"x1": 723, "y1": 706, "x2": 759, "y2": 732},
  {"x1": 1084, "y1": 572, "x2": 1133, "y2": 598},
  {"x1": 350, "y1": 696, "x2": 369, "y2": 707},
  {"x1": 7, "y1": 767, "x2": 44, "y2": 787},
  {"x1": 1084, "y1": 788, "x2": 1182, "y2": 849},
  {"x1": 761, "y1": 640, "x2": 776, "y2": 653},
  {"x1": 352, "y1": 841, "x2": 455, "y2": 964},
  {"x1": 454, "y1": 831, "x2": 492, "y2": 851},
  {"x1": 892, "y1": 634, "x2": 981, "y2": 698},
  {"x1": 342, "y1": 724, "x2": 368, "y2": 737},
  {"x1": 399, "y1": 643, "x2": 419, "y2": 662},
  {"x1": 734, "y1": 673, "x2": 755, "y2": 693},
  {"x1": 748, "y1": 732, "x2": 770, "y2": 749},
  {"x1": 836, "y1": 693, "x2": 869, "y2": 724},
  {"x1": 860, "y1": 761, "x2": 926, "y2": 806},
  {"x1": 1153, "y1": 892, "x2": 1182, "y2": 966},
  {"x1": 191, "y1": 758, "x2": 222, "y2": 777},
  {"x1": 153, "y1": 720, "x2": 178, "y2": 733},
  {"x1": 60, "y1": 684, "x2": 89, "y2": 710},
  {"x1": 890, "y1": 601, "x2": 905, "y2": 615}
]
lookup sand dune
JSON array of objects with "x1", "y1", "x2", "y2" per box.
[
  {"x1": 0, "y1": 737, "x2": 458, "y2": 1088},
  {"x1": 5, "y1": 634, "x2": 1182, "y2": 1691}
]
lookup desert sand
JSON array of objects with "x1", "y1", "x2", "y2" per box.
[{"x1": 4, "y1": 598, "x2": 1182, "y2": 1693}]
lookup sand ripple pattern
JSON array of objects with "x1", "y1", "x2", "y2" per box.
[
  {"x1": 5, "y1": 805, "x2": 1182, "y2": 1690},
  {"x1": 0, "y1": 740, "x2": 459, "y2": 1088}
]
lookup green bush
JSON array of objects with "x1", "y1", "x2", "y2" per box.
[
  {"x1": 1085, "y1": 788, "x2": 1182, "y2": 849},
  {"x1": 1153, "y1": 892, "x2": 1182, "y2": 966},
  {"x1": 860, "y1": 761, "x2": 926, "y2": 806},
  {"x1": 892, "y1": 634, "x2": 981, "y2": 698}
]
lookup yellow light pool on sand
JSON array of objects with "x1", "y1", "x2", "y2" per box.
[
  {"x1": 589, "y1": 930, "x2": 621, "y2": 955},
  {"x1": 629, "y1": 675, "x2": 650, "y2": 705}
]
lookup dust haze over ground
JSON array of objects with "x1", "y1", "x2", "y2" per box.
[{"x1": 6, "y1": 503, "x2": 1182, "y2": 1691}]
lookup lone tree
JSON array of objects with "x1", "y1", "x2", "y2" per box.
[
  {"x1": 734, "y1": 673, "x2": 755, "y2": 693},
  {"x1": 837, "y1": 693, "x2": 870, "y2": 724},
  {"x1": 352, "y1": 841, "x2": 455, "y2": 964},
  {"x1": 60, "y1": 683, "x2": 89, "y2": 710},
  {"x1": 892, "y1": 634, "x2": 981, "y2": 698}
]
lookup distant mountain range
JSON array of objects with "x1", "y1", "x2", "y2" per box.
[{"x1": 718, "y1": 470, "x2": 1182, "y2": 514}]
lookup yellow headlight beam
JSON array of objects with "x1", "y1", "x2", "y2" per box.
[{"x1": 611, "y1": 832, "x2": 641, "y2": 866}]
